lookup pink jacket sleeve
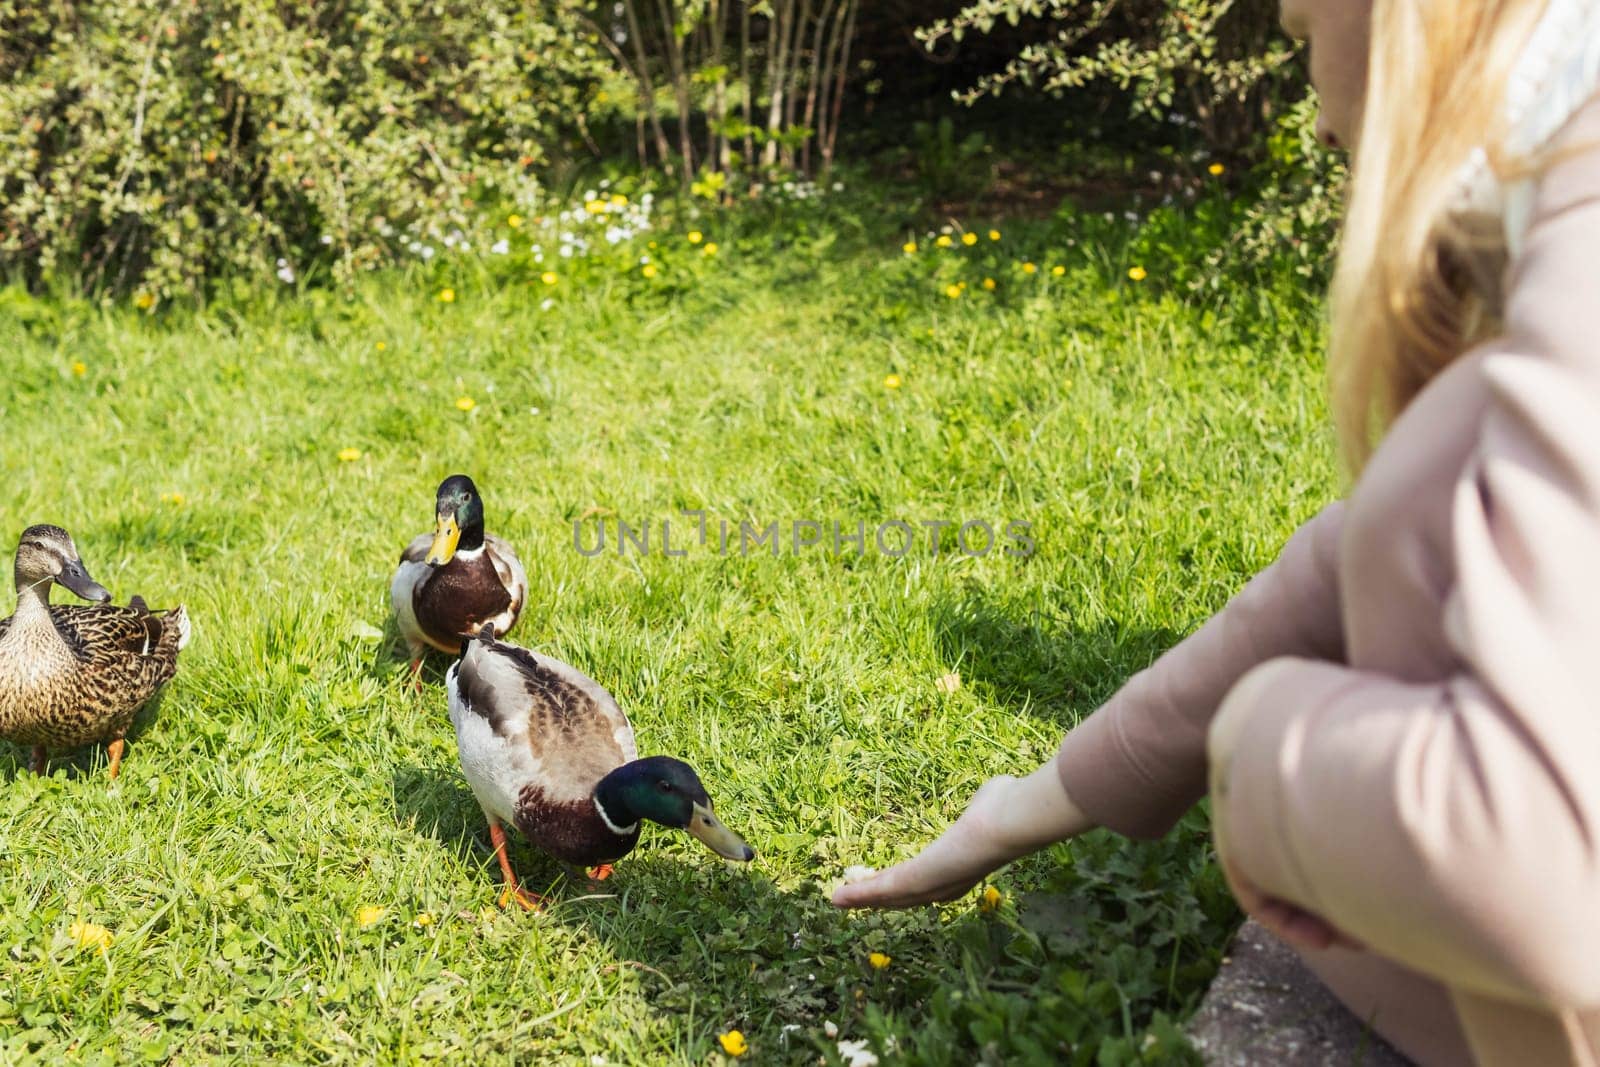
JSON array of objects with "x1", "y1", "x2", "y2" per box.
[
  {"x1": 1210, "y1": 97, "x2": 1600, "y2": 1008},
  {"x1": 1053, "y1": 499, "x2": 1346, "y2": 839}
]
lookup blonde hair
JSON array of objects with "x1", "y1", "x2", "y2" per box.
[{"x1": 1328, "y1": 0, "x2": 1549, "y2": 473}]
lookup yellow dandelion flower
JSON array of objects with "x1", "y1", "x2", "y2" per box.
[
  {"x1": 641, "y1": 264, "x2": 658, "y2": 279},
  {"x1": 981, "y1": 277, "x2": 996, "y2": 291},
  {"x1": 507, "y1": 213, "x2": 524, "y2": 228},
  {"x1": 883, "y1": 374, "x2": 902, "y2": 390},
  {"x1": 687, "y1": 230, "x2": 704, "y2": 244},
  {"x1": 337, "y1": 447, "x2": 362, "y2": 462},
  {"x1": 436, "y1": 287, "x2": 456, "y2": 303},
  {"x1": 134, "y1": 292, "x2": 155, "y2": 310},
  {"x1": 1128, "y1": 266, "x2": 1148, "y2": 281},
  {"x1": 455, "y1": 396, "x2": 476, "y2": 412},
  {"x1": 868, "y1": 951, "x2": 891, "y2": 970},
  {"x1": 585, "y1": 199, "x2": 606, "y2": 214},
  {"x1": 1208, "y1": 162, "x2": 1225, "y2": 176},
  {"x1": 68, "y1": 921, "x2": 113, "y2": 953},
  {"x1": 902, "y1": 241, "x2": 917, "y2": 254},
  {"x1": 961, "y1": 232, "x2": 978, "y2": 246},
  {"x1": 160, "y1": 492, "x2": 185, "y2": 506},
  {"x1": 944, "y1": 284, "x2": 962, "y2": 299},
  {"x1": 610, "y1": 193, "x2": 628, "y2": 206},
  {"x1": 413, "y1": 912, "x2": 435, "y2": 928},
  {"x1": 702, "y1": 242, "x2": 719, "y2": 256},
  {"x1": 541, "y1": 271, "x2": 558, "y2": 286},
  {"x1": 718, "y1": 1031, "x2": 749, "y2": 1057},
  {"x1": 375, "y1": 341, "x2": 387, "y2": 351},
  {"x1": 979, "y1": 885, "x2": 1003, "y2": 912},
  {"x1": 70, "y1": 360, "x2": 87, "y2": 378},
  {"x1": 935, "y1": 235, "x2": 953, "y2": 249},
  {"x1": 988, "y1": 229, "x2": 1001, "y2": 241},
  {"x1": 1051, "y1": 265, "x2": 1066, "y2": 277},
  {"x1": 1022, "y1": 262, "x2": 1037, "y2": 274},
  {"x1": 356, "y1": 905, "x2": 387, "y2": 927}
]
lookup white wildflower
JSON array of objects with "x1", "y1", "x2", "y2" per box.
[{"x1": 837, "y1": 1039, "x2": 878, "y2": 1067}]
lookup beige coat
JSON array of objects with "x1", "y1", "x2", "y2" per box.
[{"x1": 1054, "y1": 95, "x2": 1600, "y2": 1064}]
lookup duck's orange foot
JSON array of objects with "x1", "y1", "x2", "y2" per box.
[
  {"x1": 586, "y1": 864, "x2": 615, "y2": 882},
  {"x1": 498, "y1": 885, "x2": 544, "y2": 912}
]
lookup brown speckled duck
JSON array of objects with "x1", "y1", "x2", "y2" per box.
[
  {"x1": 0, "y1": 524, "x2": 188, "y2": 778},
  {"x1": 446, "y1": 624, "x2": 754, "y2": 909},
  {"x1": 390, "y1": 475, "x2": 527, "y2": 687}
]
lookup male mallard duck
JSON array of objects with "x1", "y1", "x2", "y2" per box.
[
  {"x1": 390, "y1": 475, "x2": 527, "y2": 686},
  {"x1": 446, "y1": 625, "x2": 754, "y2": 908},
  {"x1": 0, "y1": 525, "x2": 188, "y2": 778}
]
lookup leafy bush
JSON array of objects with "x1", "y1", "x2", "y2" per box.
[
  {"x1": 919, "y1": 0, "x2": 1300, "y2": 154},
  {"x1": 0, "y1": 0, "x2": 604, "y2": 301}
]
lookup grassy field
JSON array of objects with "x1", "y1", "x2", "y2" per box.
[{"x1": 0, "y1": 193, "x2": 1338, "y2": 1064}]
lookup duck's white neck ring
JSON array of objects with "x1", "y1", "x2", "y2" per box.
[{"x1": 593, "y1": 796, "x2": 638, "y2": 836}]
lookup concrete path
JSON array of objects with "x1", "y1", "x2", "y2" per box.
[{"x1": 1187, "y1": 921, "x2": 1414, "y2": 1066}]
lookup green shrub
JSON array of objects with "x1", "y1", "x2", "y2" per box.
[
  {"x1": 916, "y1": 1, "x2": 1345, "y2": 284},
  {"x1": 918, "y1": 0, "x2": 1301, "y2": 155},
  {"x1": 0, "y1": 0, "x2": 604, "y2": 302}
]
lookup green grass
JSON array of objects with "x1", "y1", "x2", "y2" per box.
[{"x1": 0, "y1": 197, "x2": 1338, "y2": 1065}]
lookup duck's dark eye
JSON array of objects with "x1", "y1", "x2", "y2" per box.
[{"x1": 658, "y1": 781, "x2": 673, "y2": 793}]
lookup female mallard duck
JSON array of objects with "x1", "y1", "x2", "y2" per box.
[
  {"x1": 390, "y1": 474, "x2": 527, "y2": 686},
  {"x1": 0, "y1": 524, "x2": 188, "y2": 778},
  {"x1": 446, "y1": 624, "x2": 754, "y2": 909}
]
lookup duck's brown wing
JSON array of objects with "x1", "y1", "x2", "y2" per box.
[
  {"x1": 456, "y1": 635, "x2": 633, "y2": 802},
  {"x1": 483, "y1": 534, "x2": 527, "y2": 637},
  {"x1": 51, "y1": 603, "x2": 185, "y2": 693},
  {"x1": 399, "y1": 532, "x2": 433, "y2": 565}
]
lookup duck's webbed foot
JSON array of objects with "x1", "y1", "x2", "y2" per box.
[
  {"x1": 106, "y1": 738, "x2": 126, "y2": 780},
  {"x1": 586, "y1": 864, "x2": 615, "y2": 883},
  {"x1": 498, "y1": 884, "x2": 544, "y2": 911},
  {"x1": 488, "y1": 819, "x2": 543, "y2": 912}
]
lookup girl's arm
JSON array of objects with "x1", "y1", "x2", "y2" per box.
[
  {"x1": 1209, "y1": 94, "x2": 1600, "y2": 1007},
  {"x1": 835, "y1": 496, "x2": 1346, "y2": 908}
]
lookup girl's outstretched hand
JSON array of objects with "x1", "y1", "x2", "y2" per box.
[{"x1": 831, "y1": 762, "x2": 1096, "y2": 909}]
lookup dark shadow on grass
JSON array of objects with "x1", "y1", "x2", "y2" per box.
[
  {"x1": 388, "y1": 760, "x2": 870, "y2": 1027},
  {"x1": 929, "y1": 594, "x2": 1184, "y2": 730}
]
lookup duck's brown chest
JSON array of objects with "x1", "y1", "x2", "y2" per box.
[
  {"x1": 514, "y1": 787, "x2": 641, "y2": 867},
  {"x1": 0, "y1": 621, "x2": 128, "y2": 747},
  {"x1": 414, "y1": 555, "x2": 512, "y2": 651}
]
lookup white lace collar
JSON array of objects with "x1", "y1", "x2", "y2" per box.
[{"x1": 1456, "y1": 0, "x2": 1600, "y2": 252}]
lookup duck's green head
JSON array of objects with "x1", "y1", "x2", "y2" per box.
[
  {"x1": 426, "y1": 474, "x2": 486, "y2": 565},
  {"x1": 14, "y1": 524, "x2": 111, "y2": 603},
  {"x1": 595, "y1": 756, "x2": 756, "y2": 862}
]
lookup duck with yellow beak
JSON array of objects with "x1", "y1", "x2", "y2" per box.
[
  {"x1": 390, "y1": 475, "x2": 527, "y2": 688},
  {"x1": 447, "y1": 624, "x2": 755, "y2": 908}
]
